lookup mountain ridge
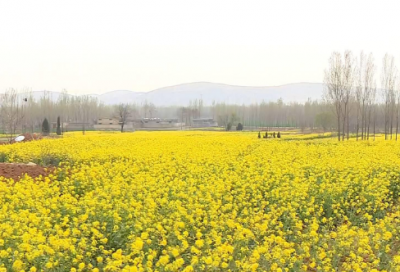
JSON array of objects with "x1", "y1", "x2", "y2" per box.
[
  {"x1": 12, "y1": 82, "x2": 325, "y2": 106},
  {"x1": 90, "y1": 81, "x2": 323, "y2": 96}
]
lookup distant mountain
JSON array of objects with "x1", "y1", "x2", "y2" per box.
[
  {"x1": 132, "y1": 82, "x2": 324, "y2": 106},
  {"x1": 90, "y1": 90, "x2": 145, "y2": 105},
  {"x1": 18, "y1": 82, "x2": 324, "y2": 106}
]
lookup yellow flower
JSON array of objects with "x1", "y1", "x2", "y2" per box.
[
  {"x1": 204, "y1": 257, "x2": 213, "y2": 265},
  {"x1": 195, "y1": 239, "x2": 204, "y2": 248},
  {"x1": 221, "y1": 262, "x2": 229, "y2": 268},
  {"x1": 158, "y1": 255, "x2": 169, "y2": 266},
  {"x1": 171, "y1": 248, "x2": 180, "y2": 257},
  {"x1": 1, "y1": 131, "x2": 400, "y2": 270},
  {"x1": 175, "y1": 258, "x2": 185, "y2": 268},
  {"x1": 318, "y1": 251, "x2": 326, "y2": 260},
  {"x1": 132, "y1": 238, "x2": 144, "y2": 251},
  {"x1": 383, "y1": 231, "x2": 392, "y2": 240},
  {"x1": 182, "y1": 266, "x2": 194, "y2": 272},
  {"x1": 13, "y1": 260, "x2": 24, "y2": 271}
]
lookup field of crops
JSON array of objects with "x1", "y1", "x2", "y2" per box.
[{"x1": 1, "y1": 131, "x2": 400, "y2": 271}]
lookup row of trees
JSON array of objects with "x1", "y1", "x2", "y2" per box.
[
  {"x1": 0, "y1": 89, "x2": 109, "y2": 138},
  {"x1": 109, "y1": 99, "x2": 394, "y2": 134},
  {"x1": 1, "y1": 91, "x2": 330, "y2": 135},
  {"x1": 325, "y1": 51, "x2": 400, "y2": 141},
  {"x1": 3, "y1": 55, "x2": 400, "y2": 138},
  {"x1": 0, "y1": 88, "x2": 385, "y2": 136},
  {"x1": 40, "y1": 116, "x2": 61, "y2": 136}
]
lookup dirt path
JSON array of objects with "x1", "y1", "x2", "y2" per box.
[{"x1": 0, "y1": 163, "x2": 51, "y2": 181}]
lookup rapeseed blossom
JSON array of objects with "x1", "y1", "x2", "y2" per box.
[{"x1": 0, "y1": 131, "x2": 399, "y2": 271}]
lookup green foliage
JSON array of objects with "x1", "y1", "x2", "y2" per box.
[
  {"x1": 315, "y1": 112, "x2": 334, "y2": 131},
  {"x1": 236, "y1": 123, "x2": 243, "y2": 131},
  {"x1": 42, "y1": 118, "x2": 50, "y2": 135},
  {"x1": 56, "y1": 116, "x2": 62, "y2": 135},
  {"x1": 0, "y1": 153, "x2": 8, "y2": 162},
  {"x1": 230, "y1": 113, "x2": 239, "y2": 124},
  {"x1": 226, "y1": 122, "x2": 232, "y2": 131},
  {"x1": 218, "y1": 112, "x2": 240, "y2": 129}
]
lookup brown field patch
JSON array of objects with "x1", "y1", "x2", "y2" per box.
[{"x1": 0, "y1": 163, "x2": 52, "y2": 182}]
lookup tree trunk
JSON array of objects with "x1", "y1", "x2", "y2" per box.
[
  {"x1": 356, "y1": 108, "x2": 359, "y2": 141},
  {"x1": 366, "y1": 111, "x2": 369, "y2": 140},
  {"x1": 361, "y1": 105, "x2": 364, "y2": 140},
  {"x1": 367, "y1": 109, "x2": 371, "y2": 140},
  {"x1": 374, "y1": 112, "x2": 376, "y2": 141},
  {"x1": 342, "y1": 107, "x2": 346, "y2": 141},
  {"x1": 390, "y1": 110, "x2": 393, "y2": 140},
  {"x1": 385, "y1": 109, "x2": 388, "y2": 140},
  {"x1": 396, "y1": 108, "x2": 399, "y2": 141},
  {"x1": 337, "y1": 111, "x2": 341, "y2": 141},
  {"x1": 121, "y1": 123, "x2": 124, "y2": 133},
  {"x1": 346, "y1": 109, "x2": 350, "y2": 140}
]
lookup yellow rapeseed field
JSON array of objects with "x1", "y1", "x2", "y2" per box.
[{"x1": 1, "y1": 131, "x2": 400, "y2": 271}]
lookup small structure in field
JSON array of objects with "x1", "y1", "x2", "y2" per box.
[
  {"x1": 133, "y1": 118, "x2": 184, "y2": 130},
  {"x1": 192, "y1": 118, "x2": 218, "y2": 128},
  {"x1": 93, "y1": 117, "x2": 123, "y2": 131},
  {"x1": 51, "y1": 122, "x2": 68, "y2": 130},
  {"x1": 64, "y1": 122, "x2": 93, "y2": 131},
  {"x1": 93, "y1": 117, "x2": 184, "y2": 131}
]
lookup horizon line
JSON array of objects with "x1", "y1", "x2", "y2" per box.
[{"x1": 13, "y1": 81, "x2": 323, "y2": 96}]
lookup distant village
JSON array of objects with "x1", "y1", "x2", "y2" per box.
[
  {"x1": 60, "y1": 117, "x2": 219, "y2": 132},
  {"x1": 0, "y1": 88, "x2": 338, "y2": 136}
]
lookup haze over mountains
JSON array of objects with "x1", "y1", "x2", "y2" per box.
[{"x1": 25, "y1": 82, "x2": 324, "y2": 106}]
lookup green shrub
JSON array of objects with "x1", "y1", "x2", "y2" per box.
[{"x1": 42, "y1": 118, "x2": 50, "y2": 136}]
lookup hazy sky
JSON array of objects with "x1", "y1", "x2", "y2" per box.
[{"x1": 1, "y1": 0, "x2": 400, "y2": 94}]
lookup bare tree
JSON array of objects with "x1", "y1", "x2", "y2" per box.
[
  {"x1": 342, "y1": 51, "x2": 356, "y2": 140},
  {"x1": 355, "y1": 53, "x2": 364, "y2": 140},
  {"x1": 373, "y1": 101, "x2": 377, "y2": 141},
  {"x1": 364, "y1": 54, "x2": 376, "y2": 140},
  {"x1": 396, "y1": 81, "x2": 400, "y2": 140},
  {"x1": 179, "y1": 107, "x2": 187, "y2": 130},
  {"x1": 148, "y1": 103, "x2": 156, "y2": 118},
  {"x1": 381, "y1": 54, "x2": 397, "y2": 140},
  {"x1": 0, "y1": 89, "x2": 25, "y2": 142},
  {"x1": 80, "y1": 96, "x2": 91, "y2": 135},
  {"x1": 198, "y1": 98, "x2": 204, "y2": 118},
  {"x1": 116, "y1": 103, "x2": 131, "y2": 132},
  {"x1": 58, "y1": 89, "x2": 70, "y2": 133},
  {"x1": 143, "y1": 100, "x2": 149, "y2": 118},
  {"x1": 390, "y1": 81, "x2": 397, "y2": 140},
  {"x1": 356, "y1": 52, "x2": 376, "y2": 140},
  {"x1": 367, "y1": 84, "x2": 377, "y2": 140},
  {"x1": 324, "y1": 52, "x2": 344, "y2": 141},
  {"x1": 24, "y1": 90, "x2": 35, "y2": 133}
]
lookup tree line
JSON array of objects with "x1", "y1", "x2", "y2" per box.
[
  {"x1": 2, "y1": 51, "x2": 400, "y2": 138},
  {"x1": 324, "y1": 51, "x2": 400, "y2": 141}
]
